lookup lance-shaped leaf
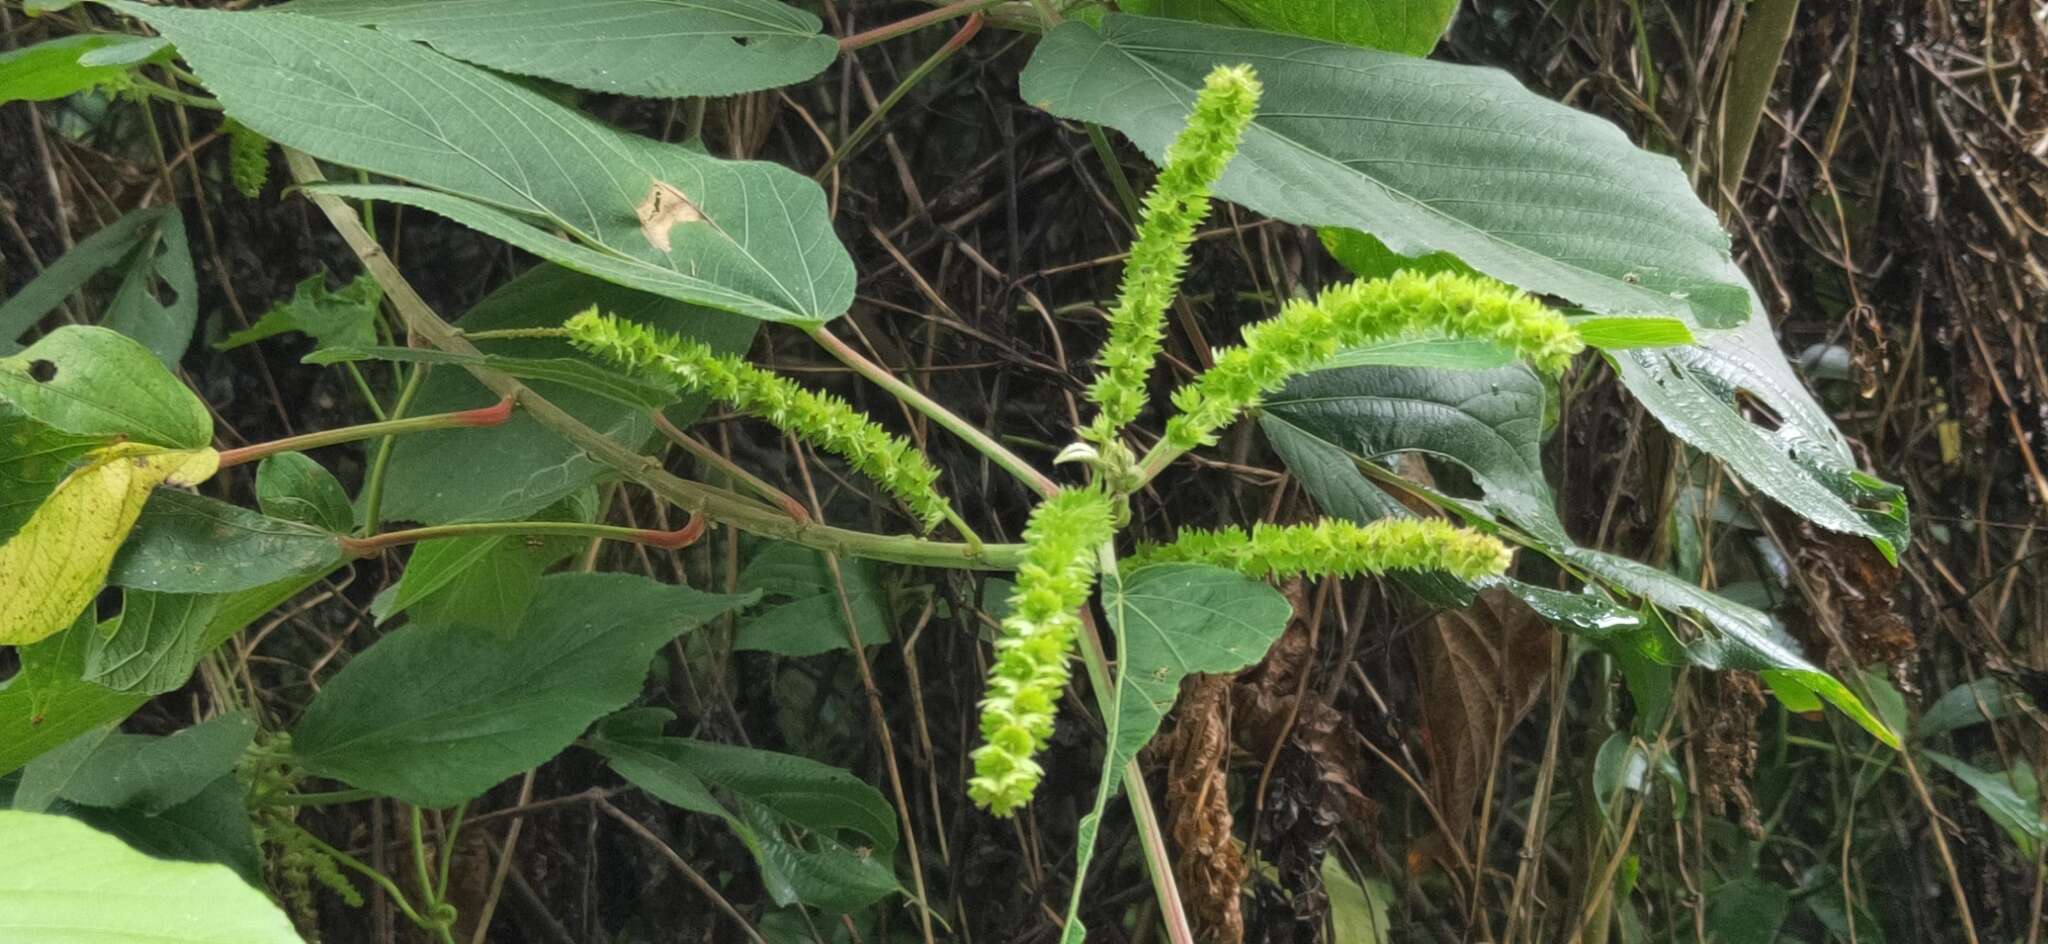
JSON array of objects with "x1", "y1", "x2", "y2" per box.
[
  {"x1": 285, "y1": 0, "x2": 838, "y2": 98},
  {"x1": 1021, "y1": 15, "x2": 1751, "y2": 330}
]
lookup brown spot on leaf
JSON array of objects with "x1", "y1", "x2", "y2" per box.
[{"x1": 635, "y1": 180, "x2": 705, "y2": 254}]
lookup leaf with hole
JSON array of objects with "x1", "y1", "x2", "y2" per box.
[
  {"x1": 0, "y1": 207, "x2": 196, "y2": 365},
  {"x1": 0, "y1": 326, "x2": 211, "y2": 448},
  {"x1": 285, "y1": 0, "x2": 838, "y2": 98}
]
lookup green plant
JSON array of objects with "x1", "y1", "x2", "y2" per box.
[{"x1": 0, "y1": 2, "x2": 1930, "y2": 942}]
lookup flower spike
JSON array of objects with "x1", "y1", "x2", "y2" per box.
[
  {"x1": 565, "y1": 309, "x2": 955, "y2": 531},
  {"x1": 1138, "y1": 518, "x2": 1514, "y2": 583},
  {"x1": 1164, "y1": 271, "x2": 1584, "y2": 450},
  {"x1": 968, "y1": 487, "x2": 1117, "y2": 816},
  {"x1": 1083, "y1": 64, "x2": 1262, "y2": 447}
]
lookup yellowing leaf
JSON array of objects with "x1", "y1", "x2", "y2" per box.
[{"x1": 0, "y1": 444, "x2": 218, "y2": 646}]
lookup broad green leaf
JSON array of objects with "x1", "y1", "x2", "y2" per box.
[
  {"x1": 1021, "y1": 15, "x2": 1751, "y2": 329},
  {"x1": 289, "y1": 573, "x2": 753, "y2": 807},
  {"x1": 0, "y1": 445, "x2": 219, "y2": 646},
  {"x1": 1918, "y1": 678, "x2": 2018, "y2": 739},
  {"x1": 593, "y1": 719, "x2": 901, "y2": 912},
  {"x1": 83, "y1": 591, "x2": 222, "y2": 696},
  {"x1": 735, "y1": 543, "x2": 891, "y2": 656},
  {"x1": 0, "y1": 403, "x2": 101, "y2": 540},
  {"x1": 0, "y1": 811, "x2": 301, "y2": 944},
  {"x1": 307, "y1": 346, "x2": 677, "y2": 411},
  {"x1": 1704, "y1": 877, "x2": 1791, "y2": 944},
  {"x1": 69, "y1": 775, "x2": 265, "y2": 886},
  {"x1": 114, "y1": 3, "x2": 855, "y2": 323},
  {"x1": 1122, "y1": 0, "x2": 1459, "y2": 57},
  {"x1": 0, "y1": 326, "x2": 211, "y2": 448},
  {"x1": 215, "y1": 272, "x2": 380, "y2": 355},
  {"x1": 1921, "y1": 750, "x2": 2048, "y2": 855},
  {"x1": 110, "y1": 491, "x2": 346, "y2": 594},
  {"x1": 0, "y1": 575, "x2": 319, "y2": 778},
  {"x1": 286, "y1": 0, "x2": 838, "y2": 98},
  {"x1": 1321, "y1": 855, "x2": 1393, "y2": 944},
  {"x1": 0, "y1": 34, "x2": 145, "y2": 103},
  {"x1": 1591, "y1": 732, "x2": 1684, "y2": 819},
  {"x1": 1061, "y1": 562, "x2": 1291, "y2": 943},
  {"x1": 0, "y1": 207, "x2": 196, "y2": 364},
  {"x1": 1609, "y1": 315, "x2": 1908, "y2": 561},
  {"x1": 54, "y1": 713, "x2": 255, "y2": 815},
  {"x1": 254, "y1": 452, "x2": 354, "y2": 533},
  {"x1": 376, "y1": 264, "x2": 755, "y2": 524},
  {"x1": 12, "y1": 727, "x2": 115, "y2": 814},
  {"x1": 371, "y1": 496, "x2": 586, "y2": 630}
]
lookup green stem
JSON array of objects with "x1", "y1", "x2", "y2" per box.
[
  {"x1": 838, "y1": 0, "x2": 1006, "y2": 52},
  {"x1": 340, "y1": 518, "x2": 705, "y2": 557},
  {"x1": 1086, "y1": 124, "x2": 1144, "y2": 224},
  {"x1": 814, "y1": 12, "x2": 985, "y2": 181},
  {"x1": 806, "y1": 324, "x2": 1055, "y2": 497},
  {"x1": 359, "y1": 365, "x2": 432, "y2": 532},
  {"x1": 216, "y1": 397, "x2": 512, "y2": 469},
  {"x1": 286, "y1": 823, "x2": 433, "y2": 929},
  {"x1": 286, "y1": 150, "x2": 1022, "y2": 571}
]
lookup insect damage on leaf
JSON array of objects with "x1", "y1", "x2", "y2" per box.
[{"x1": 635, "y1": 180, "x2": 706, "y2": 254}]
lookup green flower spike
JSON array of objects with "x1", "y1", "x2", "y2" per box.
[
  {"x1": 225, "y1": 119, "x2": 270, "y2": 199},
  {"x1": 968, "y1": 487, "x2": 1116, "y2": 816},
  {"x1": 565, "y1": 309, "x2": 955, "y2": 532},
  {"x1": 1164, "y1": 270, "x2": 1585, "y2": 450},
  {"x1": 1083, "y1": 64, "x2": 1262, "y2": 448},
  {"x1": 1139, "y1": 518, "x2": 1514, "y2": 583}
]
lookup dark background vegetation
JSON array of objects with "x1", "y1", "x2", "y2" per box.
[{"x1": 2, "y1": 0, "x2": 2043, "y2": 941}]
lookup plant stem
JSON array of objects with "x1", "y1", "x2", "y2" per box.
[
  {"x1": 340, "y1": 518, "x2": 705, "y2": 557},
  {"x1": 816, "y1": 12, "x2": 985, "y2": 181},
  {"x1": 286, "y1": 150, "x2": 1023, "y2": 571},
  {"x1": 358, "y1": 365, "x2": 433, "y2": 532},
  {"x1": 216, "y1": 397, "x2": 512, "y2": 469},
  {"x1": 806, "y1": 324, "x2": 1055, "y2": 497},
  {"x1": 838, "y1": 0, "x2": 1005, "y2": 53},
  {"x1": 650, "y1": 412, "x2": 810, "y2": 524}
]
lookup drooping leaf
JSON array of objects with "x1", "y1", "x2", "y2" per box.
[
  {"x1": 82, "y1": 591, "x2": 221, "y2": 696},
  {"x1": 1918, "y1": 678, "x2": 2019, "y2": 739},
  {"x1": 286, "y1": 0, "x2": 838, "y2": 98},
  {"x1": 0, "y1": 326, "x2": 211, "y2": 448},
  {"x1": 113, "y1": 2, "x2": 855, "y2": 323},
  {"x1": 0, "y1": 445, "x2": 219, "y2": 646},
  {"x1": 593, "y1": 717, "x2": 901, "y2": 912},
  {"x1": 0, "y1": 33, "x2": 152, "y2": 104},
  {"x1": 1061, "y1": 562, "x2": 1292, "y2": 943},
  {"x1": 0, "y1": 207, "x2": 196, "y2": 365},
  {"x1": 1921, "y1": 750, "x2": 2048, "y2": 855},
  {"x1": 0, "y1": 811, "x2": 301, "y2": 944},
  {"x1": 215, "y1": 272, "x2": 380, "y2": 355},
  {"x1": 1703, "y1": 877, "x2": 1792, "y2": 944},
  {"x1": 734, "y1": 543, "x2": 892, "y2": 656},
  {"x1": 109, "y1": 490, "x2": 346, "y2": 594},
  {"x1": 1321, "y1": 854, "x2": 1393, "y2": 944},
  {"x1": 376, "y1": 264, "x2": 755, "y2": 524},
  {"x1": 1121, "y1": 0, "x2": 1459, "y2": 57},
  {"x1": 254, "y1": 451, "x2": 354, "y2": 533},
  {"x1": 11, "y1": 727, "x2": 115, "y2": 814},
  {"x1": 289, "y1": 573, "x2": 753, "y2": 807},
  {"x1": 372, "y1": 495, "x2": 588, "y2": 630},
  {"x1": 52, "y1": 712, "x2": 255, "y2": 815},
  {"x1": 1021, "y1": 15, "x2": 1751, "y2": 329},
  {"x1": 1411, "y1": 588, "x2": 1551, "y2": 843}
]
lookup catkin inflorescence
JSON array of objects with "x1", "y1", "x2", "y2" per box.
[
  {"x1": 1164, "y1": 271, "x2": 1585, "y2": 450},
  {"x1": 565, "y1": 309, "x2": 954, "y2": 531},
  {"x1": 1139, "y1": 518, "x2": 1513, "y2": 583},
  {"x1": 968, "y1": 487, "x2": 1117, "y2": 816},
  {"x1": 1083, "y1": 65, "x2": 1262, "y2": 447}
]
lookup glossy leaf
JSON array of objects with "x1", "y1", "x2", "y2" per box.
[
  {"x1": 0, "y1": 326, "x2": 211, "y2": 448},
  {"x1": 110, "y1": 491, "x2": 346, "y2": 594},
  {"x1": 376, "y1": 264, "x2": 755, "y2": 524},
  {"x1": 1122, "y1": 0, "x2": 1459, "y2": 57},
  {"x1": 1021, "y1": 15, "x2": 1751, "y2": 329},
  {"x1": 0, "y1": 445, "x2": 219, "y2": 646},
  {"x1": 254, "y1": 451, "x2": 354, "y2": 533},
  {"x1": 286, "y1": 0, "x2": 838, "y2": 98},
  {"x1": 114, "y1": 2, "x2": 855, "y2": 323},
  {"x1": 0, "y1": 811, "x2": 301, "y2": 944},
  {"x1": 289, "y1": 573, "x2": 752, "y2": 807}
]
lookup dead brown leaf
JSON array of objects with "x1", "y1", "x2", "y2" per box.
[{"x1": 1164, "y1": 672, "x2": 1247, "y2": 944}]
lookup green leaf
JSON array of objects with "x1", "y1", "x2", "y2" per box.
[
  {"x1": 83, "y1": 591, "x2": 221, "y2": 696},
  {"x1": 254, "y1": 452, "x2": 354, "y2": 533},
  {"x1": 215, "y1": 272, "x2": 379, "y2": 355},
  {"x1": 1321, "y1": 854, "x2": 1392, "y2": 944},
  {"x1": 308, "y1": 346, "x2": 677, "y2": 412},
  {"x1": 0, "y1": 326, "x2": 211, "y2": 448},
  {"x1": 69, "y1": 775, "x2": 266, "y2": 886},
  {"x1": 593, "y1": 720, "x2": 901, "y2": 912},
  {"x1": 1061, "y1": 562, "x2": 1291, "y2": 943},
  {"x1": 110, "y1": 491, "x2": 347, "y2": 594},
  {"x1": 0, "y1": 34, "x2": 148, "y2": 104},
  {"x1": 1917, "y1": 678, "x2": 2018, "y2": 739},
  {"x1": 1704, "y1": 877, "x2": 1791, "y2": 944},
  {"x1": 1609, "y1": 315, "x2": 1908, "y2": 561},
  {"x1": 289, "y1": 573, "x2": 753, "y2": 807},
  {"x1": 12, "y1": 727, "x2": 115, "y2": 813},
  {"x1": 0, "y1": 810, "x2": 301, "y2": 943},
  {"x1": 1921, "y1": 750, "x2": 2048, "y2": 855},
  {"x1": 0, "y1": 403, "x2": 101, "y2": 540},
  {"x1": 734, "y1": 544, "x2": 892, "y2": 656},
  {"x1": 375, "y1": 264, "x2": 756, "y2": 525},
  {"x1": 0, "y1": 207, "x2": 196, "y2": 365},
  {"x1": 114, "y1": 2, "x2": 855, "y2": 324},
  {"x1": 1021, "y1": 15, "x2": 1751, "y2": 329},
  {"x1": 285, "y1": 0, "x2": 838, "y2": 98},
  {"x1": 53, "y1": 712, "x2": 255, "y2": 815},
  {"x1": 1121, "y1": 0, "x2": 1459, "y2": 57},
  {"x1": 372, "y1": 495, "x2": 587, "y2": 631},
  {"x1": 1591, "y1": 732, "x2": 1684, "y2": 819}
]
